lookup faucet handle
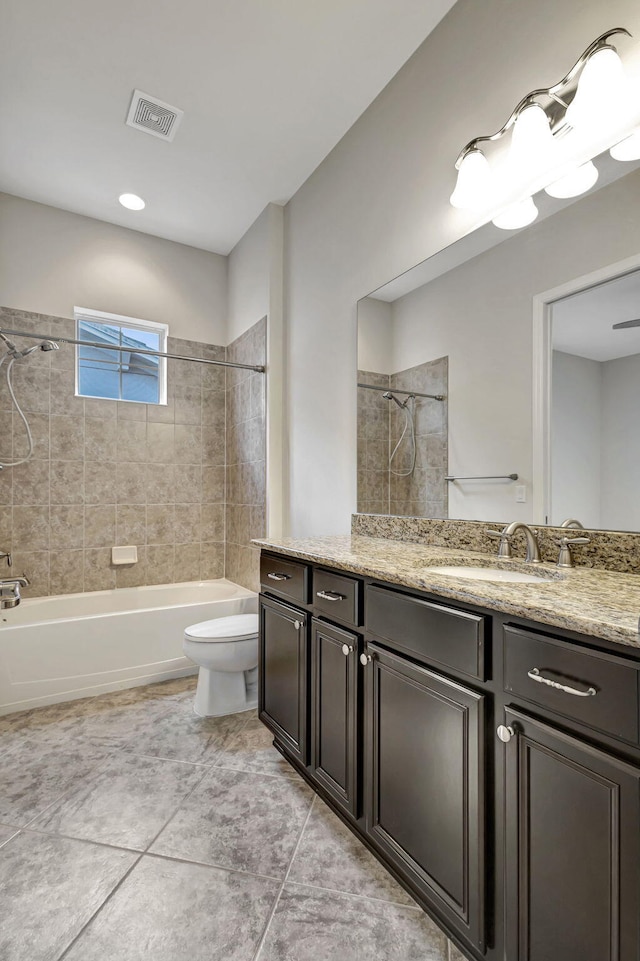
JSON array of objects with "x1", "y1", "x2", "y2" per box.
[
  {"x1": 486, "y1": 529, "x2": 513, "y2": 558},
  {"x1": 556, "y1": 535, "x2": 590, "y2": 568}
]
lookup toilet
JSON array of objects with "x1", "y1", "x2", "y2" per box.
[{"x1": 183, "y1": 613, "x2": 259, "y2": 718}]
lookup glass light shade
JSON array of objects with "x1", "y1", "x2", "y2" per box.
[
  {"x1": 492, "y1": 197, "x2": 538, "y2": 230},
  {"x1": 509, "y1": 104, "x2": 555, "y2": 173},
  {"x1": 610, "y1": 129, "x2": 640, "y2": 161},
  {"x1": 118, "y1": 193, "x2": 146, "y2": 211},
  {"x1": 449, "y1": 150, "x2": 491, "y2": 209},
  {"x1": 565, "y1": 46, "x2": 625, "y2": 131},
  {"x1": 544, "y1": 160, "x2": 598, "y2": 198}
]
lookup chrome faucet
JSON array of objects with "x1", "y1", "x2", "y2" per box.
[
  {"x1": 0, "y1": 550, "x2": 12, "y2": 568},
  {"x1": 486, "y1": 522, "x2": 541, "y2": 563},
  {"x1": 0, "y1": 574, "x2": 30, "y2": 610},
  {"x1": 560, "y1": 518, "x2": 585, "y2": 530}
]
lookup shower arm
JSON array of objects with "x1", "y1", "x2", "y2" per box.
[{"x1": 357, "y1": 382, "x2": 445, "y2": 401}]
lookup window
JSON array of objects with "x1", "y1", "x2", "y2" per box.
[{"x1": 74, "y1": 307, "x2": 168, "y2": 405}]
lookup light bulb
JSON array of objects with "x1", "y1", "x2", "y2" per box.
[
  {"x1": 449, "y1": 150, "x2": 491, "y2": 210},
  {"x1": 509, "y1": 104, "x2": 555, "y2": 174},
  {"x1": 544, "y1": 160, "x2": 598, "y2": 198},
  {"x1": 610, "y1": 129, "x2": 640, "y2": 161},
  {"x1": 565, "y1": 46, "x2": 625, "y2": 131},
  {"x1": 492, "y1": 197, "x2": 538, "y2": 230},
  {"x1": 118, "y1": 193, "x2": 146, "y2": 211}
]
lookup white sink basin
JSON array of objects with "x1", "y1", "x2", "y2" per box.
[{"x1": 423, "y1": 565, "x2": 556, "y2": 584}]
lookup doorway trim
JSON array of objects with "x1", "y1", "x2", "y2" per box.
[{"x1": 532, "y1": 252, "x2": 640, "y2": 525}]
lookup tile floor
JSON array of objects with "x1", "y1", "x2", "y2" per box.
[{"x1": 0, "y1": 677, "x2": 464, "y2": 960}]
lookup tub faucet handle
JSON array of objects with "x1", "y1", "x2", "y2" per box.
[{"x1": 0, "y1": 551, "x2": 12, "y2": 568}]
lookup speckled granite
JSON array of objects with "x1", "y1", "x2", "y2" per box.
[
  {"x1": 253, "y1": 534, "x2": 640, "y2": 648},
  {"x1": 351, "y1": 514, "x2": 640, "y2": 575}
]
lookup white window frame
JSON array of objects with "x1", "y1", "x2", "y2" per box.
[{"x1": 74, "y1": 306, "x2": 168, "y2": 405}]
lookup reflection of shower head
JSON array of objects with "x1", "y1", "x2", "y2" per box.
[{"x1": 382, "y1": 391, "x2": 407, "y2": 409}]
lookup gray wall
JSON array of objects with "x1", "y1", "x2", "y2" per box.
[
  {"x1": 283, "y1": 0, "x2": 640, "y2": 536},
  {"x1": 0, "y1": 193, "x2": 227, "y2": 344}
]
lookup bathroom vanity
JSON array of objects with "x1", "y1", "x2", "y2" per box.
[{"x1": 256, "y1": 534, "x2": 640, "y2": 961}]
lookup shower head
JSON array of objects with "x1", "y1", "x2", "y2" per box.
[
  {"x1": 17, "y1": 340, "x2": 60, "y2": 357},
  {"x1": 382, "y1": 391, "x2": 407, "y2": 409}
]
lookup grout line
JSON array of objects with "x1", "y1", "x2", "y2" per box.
[
  {"x1": 19, "y1": 825, "x2": 144, "y2": 856},
  {"x1": 250, "y1": 881, "x2": 285, "y2": 961},
  {"x1": 55, "y1": 851, "x2": 144, "y2": 961},
  {"x1": 140, "y1": 759, "x2": 210, "y2": 856},
  {"x1": 143, "y1": 849, "x2": 284, "y2": 883},
  {"x1": 283, "y1": 878, "x2": 423, "y2": 910}
]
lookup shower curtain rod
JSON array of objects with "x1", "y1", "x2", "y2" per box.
[
  {"x1": 0, "y1": 326, "x2": 266, "y2": 373},
  {"x1": 357, "y1": 382, "x2": 445, "y2": 402}
]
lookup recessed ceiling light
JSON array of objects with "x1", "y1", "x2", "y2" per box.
[{"x1": 118, "y1": 193, "x2": 145, "y2": 211}]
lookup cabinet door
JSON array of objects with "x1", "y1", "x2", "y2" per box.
[
  {"x1": 503, "y1": 707, "x2": 640, "y2": 961},
  {"x1": 310, "y1": 618, "x2": 359, "y2": 816},
  {"x1": 259, "y1": 594, "x2": 308, "y2": 765},
  {"x1": 364, "y1": 643, "x2": 486, "y2": 952}
]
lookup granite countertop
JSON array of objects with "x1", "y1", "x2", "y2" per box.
[{"x1": 254, "y1": 534, "x2": 640, "y2": 649}]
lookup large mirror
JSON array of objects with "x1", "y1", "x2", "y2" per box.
[{"x1": 357, "y1": 153, "x2": 640, "y2": 532}]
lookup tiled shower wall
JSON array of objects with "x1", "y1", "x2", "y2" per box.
[
  {"x1": 225, "y1": 318, "x2": 266, "y2": 592},
  {"x1": 357, "y1": 357, "x2": 448, "y2": 517},
  {"x1": 0, "y1": 306, "x2": 266, "y2": 596}
]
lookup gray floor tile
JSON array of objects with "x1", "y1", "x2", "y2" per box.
[
  {"x1": 151, "y1": 767, "x2": 313, "y2": 877},
  {"x1": 0, "y1": 831, "x2": 136, "y2": 961},
  {"x1": 214, "y1": 718, "x2": 300, "y2": 779},
  {"x1": 0, "y1": 744, "x2": 108, "y2": 826},
  {"x1": 288, "y1": 799, "x2": 415, "y2": 904},
  {"x1": 32, "y1": 753, "x2": 206, "y2": 850},
  {"x1": 63, "y1": 853, "x2": 279, "y2": 961},
  {"x1": 0, "y1": 824, "x2": 19, "y2": 847},
  {"x1": 448, "y1": 942, "x2": 468, "y2": 960},
  {"x1": 119, "y1": 708, "x2": 249, "y2": 763},
  {"x1": 257, "y1": 884, "x2": 448, "y2": 961}
]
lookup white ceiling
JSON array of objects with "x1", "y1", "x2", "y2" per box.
[
  {"x1": 1, "y1": 0, "x2": 456, "y2": 254},
  {"x1": 552, "y1": 268, "x2": 640, "y2": 362}
]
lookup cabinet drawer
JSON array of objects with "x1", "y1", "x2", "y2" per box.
[
  {"x1": 504, "y1": 624, "x2": 640, "y2": 744},
  {"x1": 365, "y1": 584, "x2": 485, "y2": 680},
  {"x1": 260, "y1": 554, "x2": 309, "y2": 605},
  {"x1": 313, "y1": 569, "x2": 361, "y2": 627}
]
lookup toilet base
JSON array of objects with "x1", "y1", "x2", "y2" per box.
[{"x1": 194, "y1": 665, "x2": 258, "y2": 718}]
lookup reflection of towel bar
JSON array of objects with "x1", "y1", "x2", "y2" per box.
[{"x1": 446, "y1": 473, "x2": 518, "y2": 482}]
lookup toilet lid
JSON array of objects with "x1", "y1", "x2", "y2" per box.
[{"x1": 184, "y1": 613, "x2": 259, "y2": 643}]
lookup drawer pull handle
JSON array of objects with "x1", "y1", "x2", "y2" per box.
[
  {"x1": 527, "y1": 667, "x2": 596, "y2": 698},
  {"x1": 316, "y1": 590, "x2": 346, "y2": 602},
  {"x1": 341, "y1": 643, "x2": 354, "y2": 656},
  {"x1": 268, "y1": 572, "x2": 291, "y2": 581}
]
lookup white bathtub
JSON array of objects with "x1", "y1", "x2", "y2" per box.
[{"x1": 0, "y1": 578, "x2": 257, "y2": 715}]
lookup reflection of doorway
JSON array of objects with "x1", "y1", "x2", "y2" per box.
[{"x1": 533, "y1": 259, "x2": 640, "y2": 531}]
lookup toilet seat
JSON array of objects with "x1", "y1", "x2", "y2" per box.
[{"x1": 184, "y1": 613, "x2": 259, "y2": 643}]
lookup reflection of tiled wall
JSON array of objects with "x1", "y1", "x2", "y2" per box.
[
  {"x1": 389, "y1": 357, "x2": 448, "y2": 518},
  {"x1": 225, "y1": 318, "x2": 266, "y2": 592},
  {"x1": 357, "y1": 359, "x2": 448, "y2": 518},
  {"x1": 0, "y1": 305, "x2": 232, "y2": 597},
  {"x1": 357, "y1": 370, "x2": 390, "y2": 514}
]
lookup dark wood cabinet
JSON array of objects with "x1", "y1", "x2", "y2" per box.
[
  {"x1": 258, "y1": 594, "x2": 309, "y2": 765},
  {"x1": 503, "y1": 707, "x2": 640, "y2": 961},
  {"x1": 364, "y1": 641, "x2": 486, "y2": 952},
  {"x1": 310, "y1": 618, "x2": 360, "y2": 816}
]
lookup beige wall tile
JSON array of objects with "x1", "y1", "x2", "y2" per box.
[
  {"x1": 84, "y1": 505, "x2": 116, "y2": 549},
  {"x1": 175, "y1": 543, "x2": 200, "y2": 582},
  {"x1": 50, "y1": 461, "x2": 84, "y2": 505},
  {"x1": 13, "y1": 459, "x2": 50, "y2": 505},
  {"x1": 146, "y1": 422, "x2": 174, "y2": 463},
  {"x1": 13, "y1": 550, "x2": 50, "y2": 597},
  {"x1": 174, "y1": 504, "x2": 201, "y2": 544},
  {"x1": 83, "y1": 548, "x2": 116, "y2": 592},
  {"x1": 50, "y1": 505, "x2": 84, "y2": 550},
  {"x1": 85, "y1": 462, "x2": 116, "y2": 505},
  {"x1": 49, "y1": 549, "x2": 84, "y2": 595},
  {"x1": 146, "y1": 544, "x2": 175, "y2": 585},
  {"x1": 13, "y1": 505, "x2": 49, "y2": 551},
  {"x1": 116, "y1": 505, "x2": 146, "y2": 546},
  {"x1": 116, "y1": 463, "x2": 146, "y2": 505},
  {"x1": 146, "y1": 504, "x2": 176, "y2": 545},
  {"x1": 116, "y1": 420, "x2": 147, "y2": 462},
  {"x1": 174, "y1": 425, "x2": 202, "y2": 464},
  {"x1": 200, "y1": 541, "x2": 224, "y2": 580},
  {"x1": 115, "y1": 548, "x2": 147, "y2": 588},
  {"x1": 50, "y1": 415, "x2": 84, "y2": 460}
]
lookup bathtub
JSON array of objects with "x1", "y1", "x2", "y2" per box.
[{"x1": 0, "y1": 578, "x2": 257, "y2": 715}]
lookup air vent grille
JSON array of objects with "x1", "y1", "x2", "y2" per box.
[{"x1": 126, "y1": 90, "x2": 183, "y2": 142}]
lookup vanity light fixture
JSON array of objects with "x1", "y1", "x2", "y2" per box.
[
  {"x1": 449, "y1": 28, "x2": 640, "y2": 229},
  {"x1": 118, "y1": 193, "x2": 146, "y2": 211}
]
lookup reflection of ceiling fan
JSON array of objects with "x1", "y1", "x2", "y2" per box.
[{"x1": 612, "y1": 319, "x2": 640, "y2": 329}]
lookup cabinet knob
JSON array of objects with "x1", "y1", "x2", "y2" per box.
[
  {"x1": 359, "y1": 652, "x2": 372, "y2": 666},
  {"x1": 341, "y1": 644, "x2": 354, "y2": 656},
  {"x1": 497, "y1": 724, "x2": 515, "y2": 743},
  {"x1": 293, "y1": 620, "x2": 302, "y2": 631}
]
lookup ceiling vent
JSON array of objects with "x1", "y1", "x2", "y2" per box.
[{"x1": 125, "y1": 90, "x2": 183, "y2": 142}]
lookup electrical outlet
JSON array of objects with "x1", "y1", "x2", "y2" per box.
[{"x1": 515, "y1": 485, "x2": 526, "y2": 503}]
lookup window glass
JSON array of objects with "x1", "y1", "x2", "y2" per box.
[{"x1": 75, "y1": 311, "x2": 167, "y2": 405}]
